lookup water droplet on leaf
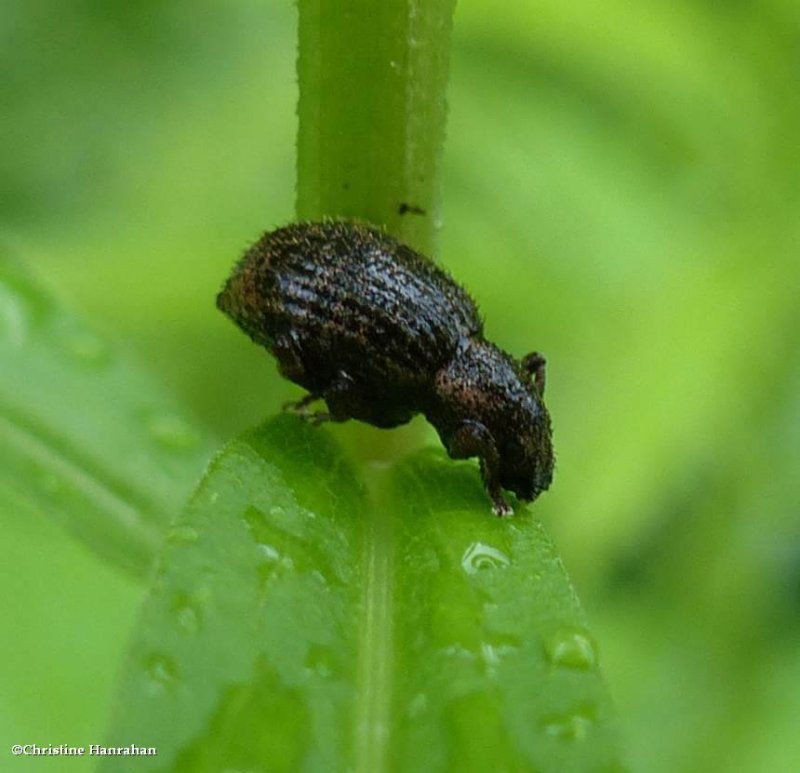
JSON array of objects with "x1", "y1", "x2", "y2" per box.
[
  {"x1": 541, "y1": 706, "x2": 597, "y2": 742},
  {"x1": 172, "y1": 593, "x2": 202, "y2": 635},
  {"x1": 177, "y1": 605, "x2": 200, "y2": 634},
  {"x1": 304, "y1": 644, "x2": 337, "y2": 678},
  {"x1": 145, "y1": 653, "x2": 179, "y2": 691},
  {"x1": 545, "y1": 628, "x2": 597, "y2": 670},
  {"x1": 461, "y1": 542, "x2": 510, "y2": 574}
]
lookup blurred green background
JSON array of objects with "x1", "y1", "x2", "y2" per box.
[{"x1": 2, "y1": 0, "x2": 799, "y2": 770}]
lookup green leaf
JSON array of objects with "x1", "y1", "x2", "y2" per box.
[
  {"x1": 385, "y1": 451, "x2": 620, "y2": 771},
  {"x1": 0, "y1": 255, "x2": 216, "y2": 578},
  {"x1": 103, "y1": 415, "x2": 620, "y2": 772}
]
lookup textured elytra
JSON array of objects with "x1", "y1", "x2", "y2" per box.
[{"x1": 218, "y1": 221, "x2": 554, "y2": 514}]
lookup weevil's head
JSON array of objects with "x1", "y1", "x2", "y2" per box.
[{"x1": 432, "y1": 341, "x2": 555, "y2": 504}]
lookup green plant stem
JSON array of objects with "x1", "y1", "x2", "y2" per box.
[{"x1": 296, "y1": 0, "x2": 456, "y2": 257}]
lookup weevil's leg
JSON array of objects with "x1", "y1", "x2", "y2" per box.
[
  {"x1": 307, "y1": 411, "x2": 332, "y2": 426},
  {"x1": 448, "y1": 420, "x2": 512, "y2": 516},
  {"x1": 287, "y1": 371, "x2": 358, "y2": 425},
  {"x1": 274, "y1": 333, "x2": 335, "y2": 423},
  {"x1": 521, "y1": 352, "x2": 547, "y2": 396},
  {"x1": 282, "y1": 391, "x2": 320, "y2": 415},
  {"x1": 283, "y1": 393, "x2": 334, "y2": 425}
]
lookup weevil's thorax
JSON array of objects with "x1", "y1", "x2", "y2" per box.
[{"x1": 429, "y1": 339, "x2": 554, "y2": 501}]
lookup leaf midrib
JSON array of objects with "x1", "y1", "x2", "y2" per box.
[{"x1": 355, "y1": 500, "x2": 394, "y2": 773}]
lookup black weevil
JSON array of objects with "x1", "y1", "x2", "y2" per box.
[{"x1": 217, "y1": 221, "x2": 554, "y2": 515}]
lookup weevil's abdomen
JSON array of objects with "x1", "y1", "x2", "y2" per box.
[{"x1": 217, "y1": 221, "x2": 483, "y2": 401}]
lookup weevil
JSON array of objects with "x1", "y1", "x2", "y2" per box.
[{"x1": 217, "y1": 221, "x2": 554, "y2": 515}]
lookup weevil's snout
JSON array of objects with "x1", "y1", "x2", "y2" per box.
[
  {"x1": 504, "y1": 467, "x2": 550, "y2": 503},
  {"x1": 500, "y1": 420, "x2": 554, "y2": 504},
  {"x1": 511, "y1": 465, "x2": 553, "y2": 503}
]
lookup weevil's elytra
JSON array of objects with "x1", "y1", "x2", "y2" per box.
[{"x1": 217, "y1": 221, "x2": 554, "y2": 515}]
